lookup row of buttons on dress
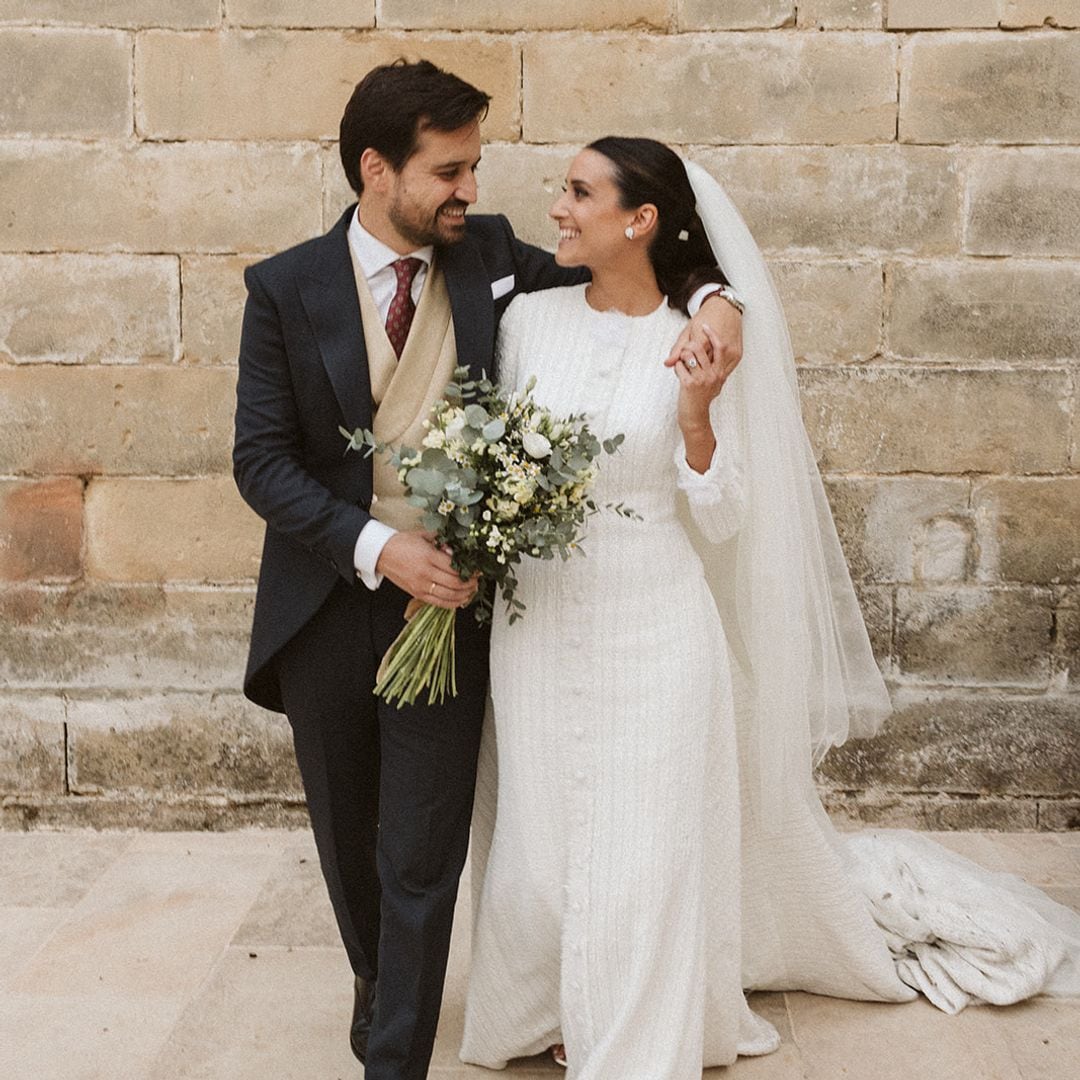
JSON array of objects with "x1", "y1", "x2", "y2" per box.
[{"x1": 560, "y1": 326, "x2": 626, "y2": 1023}]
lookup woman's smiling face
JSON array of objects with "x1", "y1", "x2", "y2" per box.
[{"x1": 549, "y1": 149, "x2": 636, "y2": 270}]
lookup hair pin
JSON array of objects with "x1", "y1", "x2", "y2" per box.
[{"x1": 677, "y1": 229, "x2": 689, "y2": 241}]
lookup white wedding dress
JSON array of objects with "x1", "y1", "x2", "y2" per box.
[{"x1": 459, "y1": 284, "x2": 1080, "y2": 1080}]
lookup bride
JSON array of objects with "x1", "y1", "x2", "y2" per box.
[{"x1": 459, "y1": 137, "x2": 1080, "y2": 1079}]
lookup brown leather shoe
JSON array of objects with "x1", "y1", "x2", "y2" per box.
[{"x1": 350, "y1": 975, "x2": 376, "y2": 1063}]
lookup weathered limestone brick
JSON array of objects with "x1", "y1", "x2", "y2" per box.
[
  {"x1": 821, "y1": 791, "x2": 1040, "y2": 831},
  {"x1": 0, "y1": 1, "x2": 220, "y2": 28},
  {"x1": 0, "y1": 28, "x2": 130, "y2": 137},
  {"x1": 0, "y1": 479, "x2": 83, "y2": 582},
  {"x1": 0, "y1": 795, "x2": 310, "y2": 831},
  {"x1": 66, "y1": 693, "x2": 300, "y2": 796},
  {"x1": 0, "y1": 585, "x2": 252, "y2": 690},
  {"x1": 693, "y1": 146, "x2": 961, "y2": 255},
  {"x1": 917, "y1": 518, "x2": 976, "y2": 583},
  {"x1": 1055, "y1": 590, "x2": 1080, "y2": 690},
  {"x1": 900, "y1": 33, "x2": 1080, "y2": 144},
  {"x1": 474, "y1": 143, "x2": 959, "y2": 258},
  {"x1": 1073, "y1": 395, "x2": 1080, "y2": 474},
  {"x1": 965, "y1": 149, "x2": 1080, "y2": 257},
  {"x1": 322, "y1": 143, "x2": 358, "y2": 228},
  {"x1": 225, "y1": 0, "x2": 375, "y2": 28},
  {"x1": 0, "y1": 141, "x2": 322, "y2": 254},
  {"x1": 895, "y1": 586, "x2": 1054, "y2": 686},
  {"x1": 818, "y1": 691, "x2": 1080, "y2": 796},
  {"x1": 469, "y1": 142, "x2": 571, "y2": 249},
  {"x1": 974, "y1": 479, "x2": 1080, "y2": 584},
  {"x1": 801, "y1": 368, "x2": 1071, "y2": 474},
  {"x1": 382, "y1": 0, "x2": 667, "y2": 30},
  {"x1": 84, "y1": 477, "x2": 263, "y2": 582},
  {"x1": 524, "y1": 33, "x2": 897, "y2": 144},
  {"x1": 0, "y1": 367, "x2": 235, "y2": 477},
  {"x1": 677, "y1": 0, "x2": 795, "y2": 27},
  {"x1": 770, "y1": 261, "x2": 882, "y2": 363},
  {"x1": 181, "y1": 255, "x2": 260, "y2": 364},
  {"x1": 1039, "y1": 801, "x2": 1080, "y2": 830},
  {"x1": 824, "y1": 477, "x2": 972, "y2": 584},
  {"x1": 1002, "y1": 1, "x2": 1080, "y2": 26},
  {"x1": 798, "y1": 0, "x2": 883, "y2": 29},
  {"x1": 888, "y1": 0, "x2": 1001, "y2": 27},
  {"x1": 136, "y1": 31, "x2": 519, "y2": 141},
  {"x1": 892, "y1": 5, "x2": 1080, "y2": 31},
  {"x1": 0, "y1": 255, "x2": 178, "y2": 364},
  {"x1": 855, "y1": 583, "x2": 892, "y2": 665},
  {"x1": 888, "y1": 260, "x2": 1080, "y2": 363},
  {"x1": 0, "y1": 695, "x2": 65, "y2": 794}
]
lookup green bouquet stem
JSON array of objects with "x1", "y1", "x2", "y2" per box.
[{"x1": 374, "y1": 601, "x2": 459, "y2": 708}]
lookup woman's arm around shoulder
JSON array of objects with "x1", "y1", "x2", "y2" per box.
[{"x1": 672, "y1": 326, "x2": 745, "y2": 544}]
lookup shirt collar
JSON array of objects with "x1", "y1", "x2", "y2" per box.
[{"x1": 348, "y1": 208, "x2": 433, "y2": 281}]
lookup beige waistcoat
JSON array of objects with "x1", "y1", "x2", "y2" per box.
[{"x1": 349, "y1": 247, "x2": 459, "y2": 531}]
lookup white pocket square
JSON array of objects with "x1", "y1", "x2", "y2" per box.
[{"x1": 490, "y1": 274, "x2": 515, "y2": 300}]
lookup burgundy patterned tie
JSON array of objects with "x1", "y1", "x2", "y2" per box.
[{"x1": 385, "y1": 257, "x2": 423, "y2": 359}]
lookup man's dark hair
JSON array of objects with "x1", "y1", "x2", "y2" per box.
[{"x1": 339, "y1": 59, "x2": 491, "y2": 195}]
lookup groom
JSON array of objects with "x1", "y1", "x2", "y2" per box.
[{"x1": 233, "y1": 59, "x2": 742, "y2": 1079}]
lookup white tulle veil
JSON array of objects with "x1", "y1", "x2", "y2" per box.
[{"x1": 677, "y1": 159, "x2": 892, "y2": 832}]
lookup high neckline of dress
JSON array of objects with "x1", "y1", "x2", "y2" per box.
[{"x1": 581, "y1": 283, "x2": 668, "y2": 321}]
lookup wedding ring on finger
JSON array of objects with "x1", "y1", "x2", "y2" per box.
[
  {"x1": 685, "y1": 356, "x2": 699, "y2": 370},
  {"x1": 429, "y1": 581, "x2": 438, "y2": 596}
]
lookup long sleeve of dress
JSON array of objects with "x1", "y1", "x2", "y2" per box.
[{"x1": 674, "y1": 384, "x2": 744, "y2": 544}]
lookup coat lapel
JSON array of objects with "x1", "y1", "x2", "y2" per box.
[
  {"x1": 439, "y1": 236, "x2": 495, "y2": 383},
  {"x1": 297, "y1": 206, "x2": 372, "y2": 434},
  {"x1": 296, "y1": 211, "x2": 496, "y2": 433}
]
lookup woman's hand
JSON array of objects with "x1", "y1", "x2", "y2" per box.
[
  {"x1": 672, "y1": 324, "x2": 731, "y2": 473},
  {"x1": 665, "y1": 292, "x2": 742, "y2": 371}
]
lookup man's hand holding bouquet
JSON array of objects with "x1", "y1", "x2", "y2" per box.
[{"x1": 342, "y1": 366, "x2": 634, "y2": 707}]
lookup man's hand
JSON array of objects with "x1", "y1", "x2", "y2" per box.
[
  {"x1": 376, "y1": 531, "x2": 478, "y2": 609},
  {"x1": 665, "y1": 292, "x2": 743, "y2": 376}
]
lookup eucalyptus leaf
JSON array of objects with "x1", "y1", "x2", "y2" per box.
[
  {"x1": 464, "y1": 404, "x2": 490, "y2": 428},
  {"x1": 405, "y1": 468, "x2": 447, "y2": 496},
  {"x1": 420, "y1": 448, "x2": 454, "y2": 471},
  {"x1": 482, "y1": 418, "x2": 506, "y2": 442}
]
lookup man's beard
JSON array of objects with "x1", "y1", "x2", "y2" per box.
[{"x1": 388, "y1": 194, "x2": 468, "y2": 248}]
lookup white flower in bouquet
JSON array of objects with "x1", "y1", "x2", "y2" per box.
[
  {"x1": 521, "y1": 431, "x2": 552, "y2": 459},
  {"x1": 340, "y1": 366, "x2": 636, "y2": 708}
]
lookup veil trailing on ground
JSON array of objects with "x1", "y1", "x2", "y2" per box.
[
  {"x1": 679, "y1": 160, "x2": 892, "y2": 833},
  {"x1": 679, "y1": 160, "x2": 1080, "y2": 1004}
]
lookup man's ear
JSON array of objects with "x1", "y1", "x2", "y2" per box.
[{"x1": 360, "y1": 148, "x2": 391, "y2": 193}]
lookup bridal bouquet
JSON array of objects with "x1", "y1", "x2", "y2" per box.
[{"x1": 341, "y1": 366, "x2": 633, "y2": 708}]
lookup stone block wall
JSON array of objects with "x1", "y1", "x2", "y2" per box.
[{"x1": 1, "y1": 2, "x2": 1077, "y2": 829}]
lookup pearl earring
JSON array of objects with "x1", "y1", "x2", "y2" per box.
[{"x1": 624, "y1": 226, "x2": 635, "y2": 240}]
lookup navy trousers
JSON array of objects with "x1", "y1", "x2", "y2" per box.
[{"x1": 276, "y1": 577, "x2": 489, "y2": 1080}]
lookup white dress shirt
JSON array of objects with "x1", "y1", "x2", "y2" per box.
[{"x1": 349, "y1": 209, "x2": 433, "y2": 589}]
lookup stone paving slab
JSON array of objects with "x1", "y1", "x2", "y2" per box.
[{"x1": 0, "y1": 829, "x2": 1076, "y2": 1079}]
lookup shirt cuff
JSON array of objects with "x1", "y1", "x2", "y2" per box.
[
  {"x1": 688, "y1": 283, "x2": 744, "y2": 317},
  {"x1": 354, "y1": 518, "x2": 397, "y2": 590}
]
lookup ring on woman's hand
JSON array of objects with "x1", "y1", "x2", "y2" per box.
[
  {"x1": 685, "y1": 356, "x2": 699, "y2": 370},
  {"x1": 429, "y1": 581, "x2": 437, "y2": 595}
]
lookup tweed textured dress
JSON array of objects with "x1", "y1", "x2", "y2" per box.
[
  {"x1": 462, "y1": 286, "x2": 1080, "y2": 1079},
  {"x1": 461, "y1": 285, "x2": 782, "y2": 1078}
]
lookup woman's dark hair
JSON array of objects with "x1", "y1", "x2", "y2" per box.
[
  {"x1": 586, "y1": 136, "x2": 727, "y2": 312},
  {"x1": 339, "y1": 60, "x2": 491, "y2": 195}
]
